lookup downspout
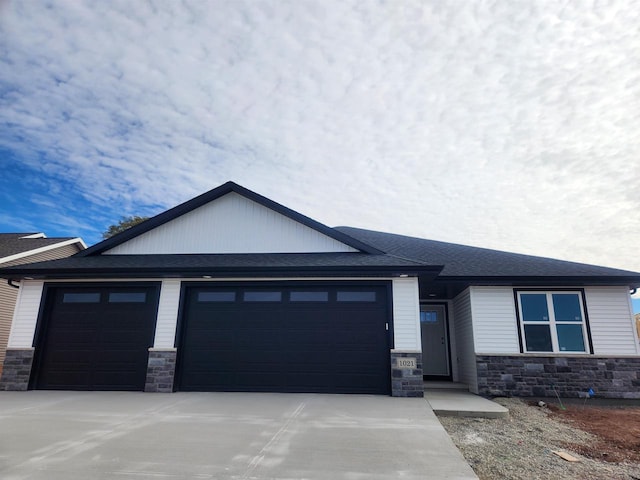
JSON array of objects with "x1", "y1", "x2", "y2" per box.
[{"x1": 7, "y1": 279, "x2": 20, "y2": 289}]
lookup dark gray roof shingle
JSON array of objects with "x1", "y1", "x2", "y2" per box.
[
  {"x1": 0, "y1": 252, "x2": 440, "y2": 278},
  {"x1": 335, "y1": 226, "x2": 640, "y2": 279}
]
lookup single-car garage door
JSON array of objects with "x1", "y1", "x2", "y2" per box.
[
  {"x1": 33, "y1": 284, "x2": 160, "y2": 391},
  {"x1": 177, "y1": 283, "x2": 391, "y2": 394}
]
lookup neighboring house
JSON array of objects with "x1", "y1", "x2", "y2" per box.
[
  {"x1": 0, "y1": 182, "x2": 638, "y2": 398},
  {"x1": 636, "y1": 313, "x2": 640, "y2": 340},
  {"x1": 0, "y1": 233, "x2": 86, "y2": 373}
]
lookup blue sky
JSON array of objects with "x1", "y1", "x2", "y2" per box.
[{"x1": 1, "y1": 1, "x2": 639, "y2": 311}]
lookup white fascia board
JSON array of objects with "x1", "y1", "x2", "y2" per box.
[{"x1": 0, "y1": 238, "x2": 87, "y2": 265}]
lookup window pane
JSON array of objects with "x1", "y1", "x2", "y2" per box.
[
  {"x1": 552, "y1": 294, "x2": 582, "y2": 321},
  {"x1": 557, "y1": 324, "x2": 586, "y2": 352},
  {"x1": 420, "y1": 311, "x2": 438, "y2": 323},
  {"x1": 337, "y1": 291, "x2": 376, "y2": 302},
  {"x1": 243, "y1": 291, "x2": 282, "y2": 302},
  {"x1": 520, "y1": 294, "x2": 549, "y2": 321},
  {"x1": 198, "y1": 292, "x2": 236, "y2": 302},
  {"x1": 108, "y1": 292, "x2": 147, "y2": 303},
  {"x1": 63, "y1": 293, "x2": 100, "y2": 303},
  {"x1": 524, "y1": 324, "x2": 553, "y2": 351},
  {"x1": 290, "y1": 291, "x2": 329, "y2": 302}
]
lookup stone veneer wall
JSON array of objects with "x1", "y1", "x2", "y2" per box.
[
  {"x1": 477, "y1": 355, "x2": 640, "y2": 399},
  {"x1": 390, "y1": 351, "x2": 423, "y2": 397},
  {"x1": 0, "y1": 348, "x2": 34, "y2": 391},
  {"x1": 144, "y1": 349, "x2": 177, "y2": 392}
]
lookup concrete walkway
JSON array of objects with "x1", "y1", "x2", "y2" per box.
[
  {"x1": 424, "y1": 383, "x2": 509, "y2": 418},
  {"x1": 0, "y1": 391, "x2": 478, "y2": 479}
]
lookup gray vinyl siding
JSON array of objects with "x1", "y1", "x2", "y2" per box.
[
  {"x1": 469, "y1": 285, "x2": 638, "y2": 356},
  {"x1": 470, "y1": 287, "x2": 520, "y2": 354},
  {"x1": 0, "y1": 243, "x2": 82, "y2": 367},
  {"x1": 452, "y1": 288, "x2": 478, "y2": 393},
  {"x1": 585, "y1": 286, "x2": 639, "y2": 355},
  {"x1": 0, "y1": 281, "x2": 19, "y2": 368}
]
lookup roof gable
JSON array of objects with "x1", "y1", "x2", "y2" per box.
[{"x1": 84, "y1": 182, "x2": 381, "y2": 256}]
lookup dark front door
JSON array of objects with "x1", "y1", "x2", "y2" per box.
[
  {"x1": 177, "y1": 283, "x2": 391, "y2": 394},
  {"x1": 420, "y1": 305, "x2": 450, "y2": 378},
  {"x1": 34, "y1": 285, "x2": 159, "y2": 391}
]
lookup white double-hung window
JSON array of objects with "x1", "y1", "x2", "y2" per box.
[{"x1": 516, "y1": 290, "x2": 589, "y2": 353}]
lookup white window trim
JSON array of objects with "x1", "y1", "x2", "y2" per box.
[{"x1": 516, "y1": 290, "x2": 591, "y2": 354}]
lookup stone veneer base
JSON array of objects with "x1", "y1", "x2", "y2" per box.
[
  {"x1": 144, "y1": 349, "x2": 177, "y2": 392},
  {"x1": 390, "y1": 351, "x2": 423, "y2": 397},
  {"x1": 477, "y1": 355, "x2": 640, "y2": 399},
  {"x1": 0, "y1": 348, "x2": 35, "y2": 391}
]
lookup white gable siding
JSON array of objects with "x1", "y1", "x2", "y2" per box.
[
  {"x1": 585, "y1": 286, "x2": 639, "y2": 355},
  {"x1": 452, "y1": 288, "x2": 477, "y2": 393},
  {"x1": 7, "y1": 281, "x2": 43, "y2": 348},
  {"x1": 153, "y1": 280, "x2": 181, "y2": 348},
  {"x1": 105, "y1": 192, "x2": 358, "y2": 254},
  {"x1": 471, "y1": 287, "x2": 520, "y2": 354},
  {"x1": 392, "y1": 278, "x2": 421, "y2": 350}
]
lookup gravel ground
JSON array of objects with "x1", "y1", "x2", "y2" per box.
[{"x1": 439, "y1": 398, "x2": 640, "y2": 480}]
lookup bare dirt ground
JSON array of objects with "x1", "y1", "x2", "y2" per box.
[
  {"x1": 552, "y1": 403, "x2": 640, "y2": 464},
  {"x1": 439, "y1": 398, "x2": 640, "y2": 480}
]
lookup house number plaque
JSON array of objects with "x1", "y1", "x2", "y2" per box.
[{"x1": 397, "y1": 358, "x2": 416, "y2": 369}]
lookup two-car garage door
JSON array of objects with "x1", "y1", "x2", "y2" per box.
[
  {"x1": 33, "y1": 283, "x2": 391, "y2": 394},
  {"x1": 176, "y1": 284, "x2": 391, "y2": 394}
]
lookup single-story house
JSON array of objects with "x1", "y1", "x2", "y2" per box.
[
  {"x1": 1, "y1": 182, "x2": 639, "y2": 398},
  {"x1": 0, "y1": 233, "x2": 85, "y2": 373}
]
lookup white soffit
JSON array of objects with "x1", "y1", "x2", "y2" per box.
[{"x1": 104, "y1": 192, "x2": 359, "y2": 254}]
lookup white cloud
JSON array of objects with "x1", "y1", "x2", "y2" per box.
[{"x1": 0, "y1": 0, "x2": 639, "y2": 271}]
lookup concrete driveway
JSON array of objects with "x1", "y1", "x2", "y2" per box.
[{"x1": 0, "y1": 391, "x2": 477, "y2": 479}]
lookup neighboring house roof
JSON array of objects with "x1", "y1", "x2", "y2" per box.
[{"x1": 0, "y1": 233, "x2": 86, "y2": 265}]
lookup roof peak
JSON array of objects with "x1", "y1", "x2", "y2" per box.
[{"x1": 80, "y1": 181, "x2": 383, "y2": 256}]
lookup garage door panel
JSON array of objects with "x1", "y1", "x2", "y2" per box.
[
  {"x1": 177, "y1": 284, "x2": 391, "y2": 394},
  {"x1": 35, "y1": 285, "x2": 159, "y2": 391}
]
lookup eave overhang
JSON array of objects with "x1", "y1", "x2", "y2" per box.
[{"x1": 0, "y1": 264, "x2": 443, "y2": 281}]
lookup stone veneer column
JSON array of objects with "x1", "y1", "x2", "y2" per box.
[
  {"x1": 0, "y1": 348, "x2": 35, "y2": 391},
  {"x1": 390, "y1": 351, "x2": 423, "y2": 397},
  {"x1": 144, "y1": 348, "x2": 177, "y2": 392}
]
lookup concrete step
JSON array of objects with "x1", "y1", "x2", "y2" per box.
[
  {"x1": 424, "y1": 381, "x2": 469, "y2": 391},
  {"x1": 424, "y1": 389, "x2": 509, "y2": 419}
]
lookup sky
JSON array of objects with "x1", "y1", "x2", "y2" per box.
[{"x1": 1, "y1": 1, "x2": 639, "y2": 310}]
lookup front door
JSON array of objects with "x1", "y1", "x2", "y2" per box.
[{"x1": 420, "y1": 305, "x2": 450, "y2": 378}]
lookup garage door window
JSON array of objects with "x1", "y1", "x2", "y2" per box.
[
  {"x1": 243, "y1": 291, "x2": 282, "y2": 302},
  {"x1": 290, "y1": 291, "x2": 329, "y2": 302},
  {"x1": 337, "y1": 291, "x2": 376, "y2": 302},
  {"x1": 108, "y1": 292, "x2": 147, "y2": 303},
  {"x1": 198, "y1": 292, "x2": 236, "y2": 302},
  {"x1": 63, "y1": 293, "x2": 101, "y2": 303}
]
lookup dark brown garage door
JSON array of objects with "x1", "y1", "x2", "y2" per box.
[
  {"x1": 33, "y1": 285, "x2": 160, "y2": 391},
  {"x1": 176, "y1": 283, "x2": 391, "y2": 394}
]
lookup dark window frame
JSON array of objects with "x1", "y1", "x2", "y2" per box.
[{"x1": 513, "y1": 288, "x2": 593, "y2": 354}]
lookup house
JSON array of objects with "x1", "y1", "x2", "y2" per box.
[
  {"x1": 0, "y1": 233, "x2": 85, "y2": 374},
  {"x1": 0, "y1": 182, "x2": 638, "y2": 398}
]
